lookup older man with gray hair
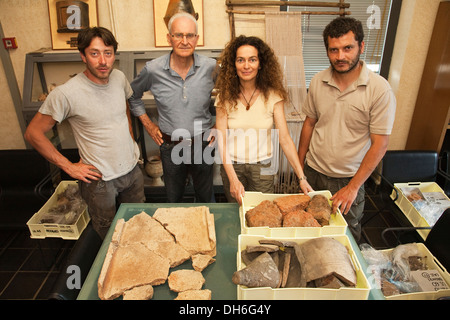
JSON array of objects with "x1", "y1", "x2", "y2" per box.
[{"x1": 129, "y1": 12, "x2": 217, "y2": 203}]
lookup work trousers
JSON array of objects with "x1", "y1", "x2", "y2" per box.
[
  {"x1": 79, "y1": 164, "x2": 145, "y2": 239},
  {"x1": 220, "y1": 162, "x2": 275, "y2": 203},
  {"x1": 304, "y1": 163, "x2": 365, "y2": 242}
]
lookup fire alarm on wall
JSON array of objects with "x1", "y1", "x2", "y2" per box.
[{"x1": 3, "y1": 37, "x2": 18, "y2": 49}]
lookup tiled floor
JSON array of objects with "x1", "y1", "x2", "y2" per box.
[
  {"x1": 360, "y1": 181, "x2": 423, "y2": 249},
  {"x1": 0, "y1": 229, "x2": 75, "y2": 300},
  {"x1": 0, "y1": 181, "x2": 420, "y2": 300}
]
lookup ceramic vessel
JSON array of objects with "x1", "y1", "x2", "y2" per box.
[{"x1": 145, "y1": 155, "x2": 164, "y2": 186}]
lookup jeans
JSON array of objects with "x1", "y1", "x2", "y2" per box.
[
  {"x1": 79, "y1": 164, "x2": 145, "y2": 239},
  {"x1": 160, "y1": 140, "x2": 214, "y2": 203},
  {"x1": 304, "y1": 163, "x2": 365, "y2": 242}
]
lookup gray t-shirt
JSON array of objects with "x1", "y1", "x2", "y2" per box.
[{"x1": 39, "y1": 69, "x2": 140, "y2": 181}]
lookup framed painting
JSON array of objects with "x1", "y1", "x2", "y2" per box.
[
  {"x1": 153, "y1": 0, "x2": 204, "y2": 47},
  {"x1": 47, "y1": 0, "x2": 99, "y2": 50}
]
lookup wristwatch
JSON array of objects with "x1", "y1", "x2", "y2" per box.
[{"x1": 299, "y1": 176, "x2": 307, "y2": 181}]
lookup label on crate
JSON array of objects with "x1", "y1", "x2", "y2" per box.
[
  {"x1": 410, "y1": 270, "x2": 449, "y2": 292},
  {"x1": 422, "y1": 192, "x2": 450, "y2": 210},
  {"x1": 45, "y1": 228, "x2": 59, "y2": 234}
]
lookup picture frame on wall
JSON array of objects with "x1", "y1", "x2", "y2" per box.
[
  {"x1": 153, "y1": 0, "x2": 204, "y2": 47},
  {"x1": 47, "y1": 0, "x2": 99, "y2": 50}
]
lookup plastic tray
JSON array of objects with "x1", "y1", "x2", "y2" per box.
[
  {"x1": 240, "y1": 191, "x2": 347, "y2": 237},
  {"x1": 391, "y1": 182, "x2": 450, "y2": 240},
  {"x1": 381, "y1": 243, "x2": 450, "y2": 300},
  {"x1": 27, "y1": 181, "x2": 90, "y2": 240},
  {"x1": 236, "y1": 234, "x2": 370, "y2": 300}
]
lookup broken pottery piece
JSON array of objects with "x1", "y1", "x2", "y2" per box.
[{"x1": 232, "y1": 252, "x2": 281, "y2": 288}]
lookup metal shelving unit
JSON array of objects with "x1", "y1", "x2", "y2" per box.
[{"x1": 22, "y1": 48, "x2": 222, "y2": 158}]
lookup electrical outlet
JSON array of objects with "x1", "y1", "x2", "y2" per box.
[{"x1": 3, "y1": 37, "x2": 18, "y2": 49}]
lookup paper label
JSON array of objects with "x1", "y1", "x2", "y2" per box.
[{"x1": 410, "y1": 270, "x2": 449, "y2": 292}]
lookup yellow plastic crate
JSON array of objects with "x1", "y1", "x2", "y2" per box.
[
  {"x1": 27, "y1": 181, "x2": 90, "y2": 240},
  {"x1": 236, "y1": 234, "x2": 370, "y2": 300},
  {"x1": 391, "y1": 182, "x2": 450, "y2": 240},
  {"x1": 381, "y1": 243, "x2": 450, "y2": 300},
  {"x1": 240, "y1": 191, "x2": 347, "y2": 237}
]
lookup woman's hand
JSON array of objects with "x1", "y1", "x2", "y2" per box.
[
  {"x1": 230, "y1": 178, "x2": 245, "y2": 205},
  {"x1": 299, "y1": 178, "x2": 314, "y2": 195}
]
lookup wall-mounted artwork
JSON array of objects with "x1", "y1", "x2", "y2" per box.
[
  {"x1": 48, "y1": 0, "x2": 98, "y2": 50},
  {"x1": 153, "y1": 0, "x2": 204, "y2": 47}
]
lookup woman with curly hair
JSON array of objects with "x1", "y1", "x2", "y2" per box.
[{"x1": 215, "y1": 35, "x2": 313, "y2": 204}]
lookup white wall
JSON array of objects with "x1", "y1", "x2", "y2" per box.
[{"x1": 0, "y1": 0, "x2": 445, "y2": 150}]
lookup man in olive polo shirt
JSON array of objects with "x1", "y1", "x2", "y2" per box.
[{"x1": 298, "y1": 17, "x2": 396, "y2": 241}]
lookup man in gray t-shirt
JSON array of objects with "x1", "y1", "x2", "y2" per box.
[{"x1": 25, "y1": 27, "x2": 144, "y2": 239}]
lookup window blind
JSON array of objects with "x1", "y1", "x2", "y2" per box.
[{"x1": 287, "y1": 0, "x2": 393, "y2": 86}]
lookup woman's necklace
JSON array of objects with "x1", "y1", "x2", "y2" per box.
[{"x1": 240, "y1": 87, "x2": 257, "y2": 110}]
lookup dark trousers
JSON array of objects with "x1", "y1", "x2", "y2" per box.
[
  {"x1": 304, "y1": 163, "x2": 365, "y2": 242},
  {"x1": 160, "y1": 140, "x2": 214, "y2": 203},
  {"x1": 79, "y1": 164, "x2": 145, "y2": 239}
]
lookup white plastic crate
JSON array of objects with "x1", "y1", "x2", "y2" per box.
[
  {"x1": 381, "y1": 243, "x2": 450, "y2": 300},
  {"x1": 27, "y1": 181, "x2": 90, "y2": 240},
  {"x1": 391, "y1": 182, "x2": 450, "y2": 240},
  {"x1": 236, "y1": 234, "x2": 370, "y2": 300},
  {"x1": 240, "y1": 191, "x2": 347, "y2": 237}
]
